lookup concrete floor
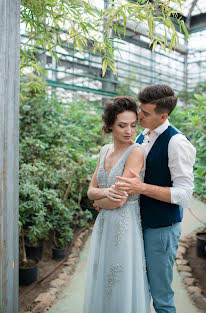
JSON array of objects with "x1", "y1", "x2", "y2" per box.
[{"x1": 48, "y1": 197, "x2": 206, "y2": 313}]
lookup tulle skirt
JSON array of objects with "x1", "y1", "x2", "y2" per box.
[{"x1": 82, "y1": 200, "x2": 151, "y2": 313}]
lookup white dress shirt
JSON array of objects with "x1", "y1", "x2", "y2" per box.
[{"x1": 136, "y1": 120, "x2": 196, "y2": 208}]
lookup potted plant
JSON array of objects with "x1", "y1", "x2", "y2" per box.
[
  {"x1": 51, "y1": 201, "x2": 92, "y2": 260},
  {"x1": 52, "y1": 227, "x2": 73, "y2": 261},
  {"x1": 44, "y1": 192, "x2": 74, "y2": 260},
  {"x1": 19, "y1": 223, "x2": 40, "y2": 285},
  {"x1": 24, "y1": 216, "x2": 49, "y2": 261},
  {"x1": 19, "y1": 180, "x2": 51, "y2": 285}
]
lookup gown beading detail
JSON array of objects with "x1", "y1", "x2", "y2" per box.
[{"x1": 82, "y1": 143, "x2": 151, "y2": 313}]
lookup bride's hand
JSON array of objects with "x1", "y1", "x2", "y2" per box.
[
  {"x1": 93, "y1": 202, "x2": 100, "y2": 212},
  {"x1": 104, "y1": 186, "x2": 128, "y2": 202}
]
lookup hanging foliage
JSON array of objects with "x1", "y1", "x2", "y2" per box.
[{"x1": 21, "y1": 0, "x2": 189, "y2": 77}]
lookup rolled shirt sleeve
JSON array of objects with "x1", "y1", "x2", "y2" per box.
[{"x1": 168, "y1": 134, "x2": 196, "y2": 208}]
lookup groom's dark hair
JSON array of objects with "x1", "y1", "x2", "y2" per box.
[{"x1": 138, "y1": 84, "x2": 177, "y2": 115}]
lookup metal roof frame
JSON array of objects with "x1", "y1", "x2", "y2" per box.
[{"x1": 134, "y1": 0, "x2": 206, "y2": 33}]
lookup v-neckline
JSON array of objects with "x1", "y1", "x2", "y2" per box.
[{"x1": 103, "y1": 144, "x2": 133, "y2": 174}]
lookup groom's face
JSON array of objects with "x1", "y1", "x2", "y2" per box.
[{"x1": 138, "y1": 103, "x2": 167, "y2": 131}]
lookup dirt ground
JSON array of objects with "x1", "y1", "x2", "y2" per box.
[
  {"x1": 19, "y1": 240, "x2": 69, "y2": 313},
  {"x1": 186, "y1": 236, "x2": 206, "y2": 299}
]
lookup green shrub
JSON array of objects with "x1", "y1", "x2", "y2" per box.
[
  {"x1": 19, "y1": 76, "x2": 105, "y2": 253},
  {"x1": 169, "y1": 94, "x2": 206, "y2": 200}
]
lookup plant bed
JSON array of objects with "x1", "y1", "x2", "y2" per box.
[
  {"x1": 19, "y1": 245, "x2": 63, "y2": 312},
  {"x1": 176, "y1": 228, "x2": 206, "y2": 312},
  {"x1": 19, "y1": 238, "x2": 69, "y2": 313},
  {"x1": 185, "y1": 235, "x2": 206, "y2": 310},
  {"x1": 18, "y1": 226, "x2": 91, "y2": 313}
]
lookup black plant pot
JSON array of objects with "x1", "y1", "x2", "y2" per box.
[
  {"x1": 52, "y1": 247, "x2": 67, "y2": 261},
  {"x1": 25, "y1": 245, "x2": 43, "y2": 261},
  {"x1": 19, "y1": 258, "x2": 39, "y2": 285},
  {"x1": 196, "y1": 232, "x2": 206, "y2": 258}
]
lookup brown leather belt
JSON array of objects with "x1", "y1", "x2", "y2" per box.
[{"x1": 150, "y1": 224, "x2": 173, "y2": 229}]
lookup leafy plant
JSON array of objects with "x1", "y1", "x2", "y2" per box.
[
  {"x1": 19, "y1": 74, "x2": 104, "y2": 257},
  {"x1": 169, "y1": 93, "x2": 206, "y2": 200},
  {"x1": 20, "y1": 0, "x2": 189, "y2": 78}
]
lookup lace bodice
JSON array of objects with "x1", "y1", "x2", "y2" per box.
[{"x1": 97, "y1": 143, "x2": 145, "y2": 202}]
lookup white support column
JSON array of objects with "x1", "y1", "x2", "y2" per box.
[{"x1": 0, "y1": 0, "x2": 20, "y2": 312}]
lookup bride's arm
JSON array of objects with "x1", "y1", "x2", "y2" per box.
[
  {"x1": 88, "y1": 148, "x2": 128, "y2": 201},
  {"x1": 94, "y1": 147, "x2": 144, "y2": 210},
  {"x1": 87, "y1": 150, "x2": 107, "y2": 200}
]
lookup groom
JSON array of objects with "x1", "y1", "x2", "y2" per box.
[{"x1": 111, "y1": 84, "x2": 196, "y2": 313}]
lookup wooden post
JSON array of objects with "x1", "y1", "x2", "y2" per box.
[
  {"x1": 102, "y1": 0, "x2": 116, "y2": 104},
  {"x1": 0, "y1": 0, "x2": 20, "y2": 312}
]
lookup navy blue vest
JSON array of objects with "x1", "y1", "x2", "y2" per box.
[{"x1": 136, "y1": 125, "x2": 184, "y2": 229}]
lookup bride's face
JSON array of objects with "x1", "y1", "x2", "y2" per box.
[{"x1": 110, "y1": 110, "x2": 137, "y2": 143}]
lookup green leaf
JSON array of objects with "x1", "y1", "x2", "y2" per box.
[
  {"x1": 102, "y1": 59, "x2": 108, "y2": 77},
  {"x1": 152, "y1": 39, "x2": 158, "y2": 52}
]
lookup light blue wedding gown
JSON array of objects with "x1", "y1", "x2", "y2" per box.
[{"x1": 82, "y1": 143, "x2": 151, "y2": 313}]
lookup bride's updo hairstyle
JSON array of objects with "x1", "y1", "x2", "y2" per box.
[{"x1": 102, "y1": 96, "x2": 138, "y2": 134}]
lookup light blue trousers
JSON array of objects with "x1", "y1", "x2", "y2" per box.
[{"x1": 143, "y1": 223, "x2": 181, "y2": 313}]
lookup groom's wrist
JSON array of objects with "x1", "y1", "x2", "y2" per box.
[
  {"x1": 140, "y1": 184, "x2": 171, "y2": 203},
  {"x1": 140, "y1": 182, "x2": 147, "y2": 194}
]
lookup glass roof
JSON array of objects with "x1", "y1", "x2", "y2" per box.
[
  {"x1": 93, "y1": 1, "x2": 206, "y2": 17},
  {"x1": 171, "y1": 0, "x2": 206, "y2": 17}
]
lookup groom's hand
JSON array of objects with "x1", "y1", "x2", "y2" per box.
[{"x1": 115, "y1": 169, "x2": 145, "y2": 195}]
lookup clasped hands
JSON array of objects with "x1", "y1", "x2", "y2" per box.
[{"x1": 93, "y1": 170, "x2": 145, "y2": 212}]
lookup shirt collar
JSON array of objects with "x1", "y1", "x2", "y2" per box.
[{"x1": 143, "y1": 119, "x2": 170, "y2": 136}]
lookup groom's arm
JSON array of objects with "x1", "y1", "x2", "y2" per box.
[
  {"x1": 114, "y1": 135, "x2": 196, "y2": 207},
  {"x1": 168, "y1": 134, "x2": 196, "y2": 208},
  {"x1": 114, "y1": 175, "x2": 171, "y2": 203}
]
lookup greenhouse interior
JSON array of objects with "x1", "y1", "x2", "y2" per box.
[{"x1": 21, "y1": 0, "x2": 206, "y2": 101}]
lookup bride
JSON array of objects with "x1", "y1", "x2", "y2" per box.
[{"x1": 82, "y1": 96, "x2": 151, "y2": 313}]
